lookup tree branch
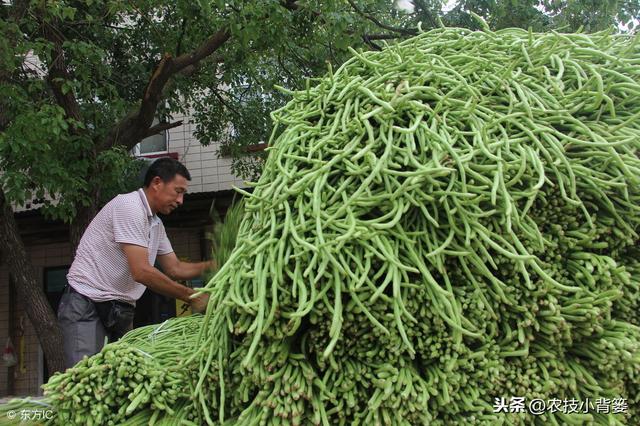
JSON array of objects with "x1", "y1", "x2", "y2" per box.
[
  {"x1": 172, "y1": 28, "x2": 231, "y2": 71},
  {"x1": 102, "y1": 28, "x2": 231, "y2": 152},
  {"x1": 279, "y1": 0, "x2": 321, "y2": 16},
  {"x1": 101, "y1": 0, "x2": 332, "y2": 153},
  {"x1": 213, "y1": 90, "x2": 243, "y2": 118},
  {"x1": 280, "y1": 0, "x2": 300, "y2": 11},
  {"x1": 175, "y1": 17, "x2": 187, "y2": 57},
  {"x1": 62, "y1": 21, "x2": 133, "y2": 31},
  {"x1": 143, "y1": 120, "x2": 183, "y2": 138},
  {"x1": 346, "y1": 0, "x2": 417, "y2": 36},
  {"x1": 363, "y1": 33, "x2": 402, "y2": 40},
  {"x1": 276, "y1": 54, "x2": 297, "y2": 85},
  {"x1": 362, "y1": 35, "x2": 383, "y2": 51},
  {"x1": 412, "y1": 0, "x2": 439, "y2": 29},
  {"x1": 40, "y1": 18, "x2": 82, "y2": 128}
]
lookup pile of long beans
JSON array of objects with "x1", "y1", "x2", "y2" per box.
[{"x1": 2, "y1": 26, "x2": 640, "y2": 425}]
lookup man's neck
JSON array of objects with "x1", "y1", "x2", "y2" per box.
[{"x1": 141, "y1": 187, "x2": 157, "y2": 215}]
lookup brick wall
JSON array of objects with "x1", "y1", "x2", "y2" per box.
[
  {"x1": 165, "y1": 228, "x2": 204, "y2": 262},
  {"x1": 0, "y1": 242, "x2": 72, "y2": 397}
]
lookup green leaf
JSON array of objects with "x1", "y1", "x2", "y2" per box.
[
  {"x1": 61, "y1": 81, "x2": 72, "y2": 95},
  {"x1": 62, "y1": 6, "x2": 77, "y2": 21}
]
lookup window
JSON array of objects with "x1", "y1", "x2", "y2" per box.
[{"x1": 132, "y1": 119, "x2": 168, "y2": 156}]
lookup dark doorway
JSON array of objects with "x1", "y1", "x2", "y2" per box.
[
  {"x1": 133, "y1": 289, "x2": 176, "y2": 328},
  {"x1": 42, "y1": 266, "x2": 70, "y2": 381}
]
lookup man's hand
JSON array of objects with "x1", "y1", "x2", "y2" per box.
[{"x1": 190, "y1": 292, "x2": 210, "y2": 314}]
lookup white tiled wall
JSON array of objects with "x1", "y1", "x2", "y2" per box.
[{"x1": 166, "y1": 114, "x2": 247, "y2": 193}]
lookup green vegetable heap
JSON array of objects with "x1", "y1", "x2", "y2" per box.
[{"x1": 2, "y1": 26, "x2": 640, "y2": 425}]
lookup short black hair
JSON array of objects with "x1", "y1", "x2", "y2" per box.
[{"x1": 143, "y1": 157, "x2": 191, "y2": 187}]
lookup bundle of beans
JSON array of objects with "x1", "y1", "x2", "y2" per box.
[
  {"x1": 2, "y1": 25, "x2": 640, "y2": 425},
  {"x1": 44, "y1": 316, "x2": 204, "y2": 426},
  {"x1": 189, "y1": 26, "x2": 640, "y2": 425}
]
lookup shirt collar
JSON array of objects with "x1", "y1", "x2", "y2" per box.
[{"x1": 137, "y1": 189, "x2": 159, "y2": 223}]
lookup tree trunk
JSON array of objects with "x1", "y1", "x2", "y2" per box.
[
  {"x1": 0, "y1": 189, "x2": 65, "y2": 375},
  {"x1": 70, "y1": 203, "x2": 98, "y2": 257}
]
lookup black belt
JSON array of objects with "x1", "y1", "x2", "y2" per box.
[{"x1": 64, "y1": 285, "x2": 133, "y2": 307}]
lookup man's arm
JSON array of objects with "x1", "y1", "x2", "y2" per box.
[
  {"x1": 157, "y1": 252, "x2": 215, "y2": 281},
  {"x1": 121, "y1": 244, "x2": 208, "y2": 312}
]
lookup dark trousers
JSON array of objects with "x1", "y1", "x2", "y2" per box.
[{"x1": 57, "y1": 286, "x2": 134, "y2": 369}]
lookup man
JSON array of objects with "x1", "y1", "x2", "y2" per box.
[{"x1": 58, "y1": 157, "x2": 212, "y2": 368}]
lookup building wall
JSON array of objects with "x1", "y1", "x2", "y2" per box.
[
  {"x1": 166, "y1": 114, "x2": 246, "y2": 193},
  {"x1": 165, "y1": 227, "x2": 204, "y2": 263},
  {"x1": 0, "y1": 242, "x2": 72, "y2": 397}
]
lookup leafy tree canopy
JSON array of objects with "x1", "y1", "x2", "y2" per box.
[{"x1": 1, "y1": 0, "x2": 637, "y2": 222}]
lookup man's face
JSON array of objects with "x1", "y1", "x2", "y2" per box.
[{"x1": 151, "y1": 174, "x2": 188, "y2": 215}]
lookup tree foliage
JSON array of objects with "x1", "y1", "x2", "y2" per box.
[
  {"x1": 2, "y1": 0, "x2": 637, "y2": 204},
  {"x1": 441, "y1": 0, "x2": 640, "y2": 32}
]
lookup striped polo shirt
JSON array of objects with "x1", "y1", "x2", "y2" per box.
[{"x1": 67, "y1": 189, "x2": 173, "y2": 304}]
